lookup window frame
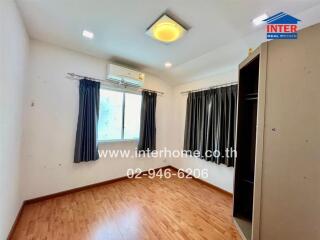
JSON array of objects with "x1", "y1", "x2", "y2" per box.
[{"x1": 98, "y1": 86, "x2": 141, "y2": 143}]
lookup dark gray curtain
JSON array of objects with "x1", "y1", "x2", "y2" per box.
[
  {"x1": 138, "y1": 91, "x2": 157, "y2": 152},
  {"x1": 184, "y1": 85, "x2": 237, "y2": 167},
  {"x1": 74, "y1": 79, "x2": 100, "y2": 163}
]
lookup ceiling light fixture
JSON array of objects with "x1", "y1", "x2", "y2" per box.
[
  {"x1": 146, "y1": 14, "x2": 187, "y2": 43},
  {"x1": 252, "y1": 13, "x2": 268, "y2": 26},
  {"x1": 82, "y1": 30, "x2": 94, "y2": 39},
  {"x1": 164, "y1": 62, "x2": 172, "y2": 68}
]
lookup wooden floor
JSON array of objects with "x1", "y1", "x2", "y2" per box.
[{"x1": 12, "y1": 172, "x2": 241, "y2": 240}]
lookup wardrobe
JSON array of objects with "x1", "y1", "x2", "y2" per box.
[{"x1": 233, "y1": 23, "x2": 320, "y2": 240}]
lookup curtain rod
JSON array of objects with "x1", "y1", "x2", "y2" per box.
[
  {"x1": 180, "y1": 82, "x2": 238, "y2": 95},
  {"x1": 66, "y1": 73, "x2": 164, "y2": 95}
]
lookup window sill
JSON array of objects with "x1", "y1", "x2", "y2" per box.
[{"x1": 98, "y1": 139, "x2": 139, "y2": 145}]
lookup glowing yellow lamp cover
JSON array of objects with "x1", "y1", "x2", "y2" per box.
[{"x1": 146, "y1": 15, "x2": 187, "y2": 43}]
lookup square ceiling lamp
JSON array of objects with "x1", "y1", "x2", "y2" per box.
[{"x1": 146, "y1": 14, "x2": 187, "y2": 43}]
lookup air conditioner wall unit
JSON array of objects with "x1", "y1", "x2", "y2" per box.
[{"x1": 107, "y1": 64, "x2": 145, "y2": 87}]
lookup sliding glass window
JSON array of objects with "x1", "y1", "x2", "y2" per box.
[{"x1": 98, "y1": 89, "x2": 141, "y2": 142}]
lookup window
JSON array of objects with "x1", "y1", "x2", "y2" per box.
[{"x1": 98, "y1": 88, "x2": 141, "y2": 141}]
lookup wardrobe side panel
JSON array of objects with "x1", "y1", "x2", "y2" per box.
[{"x1": 260, "y1": 23, "x2": 320, "y2": 240}]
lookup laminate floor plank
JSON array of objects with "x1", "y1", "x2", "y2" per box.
[{"x1": 11, "y1": 172, "x2": 241, "y2": 240}]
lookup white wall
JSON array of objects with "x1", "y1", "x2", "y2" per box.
[
  {"x1": 0, "y1": 0, "x2": 29, "y2": 238},
  {"x1": 21, "y1": 40, "x2": 173, "y2": 200},
  {"x1": 169, "y1": 70, "x2": 238, "y2": 193},
  {"x1": 20, "y1": 38, "x2": 237, "y2": 200}
]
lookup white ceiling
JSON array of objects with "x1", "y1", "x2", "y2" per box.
[{"x1": 16, "y1": 0, "x2": 320, "y2": 85}]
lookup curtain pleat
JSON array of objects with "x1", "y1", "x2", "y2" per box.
[
  {"x1": 74, "y1": 79, "x2": 100, "y2": 163},
  {"x1": 138, "y1": 91, "x2": 157, "y2": 151},
  {"x1": 184, "y1": 85, "x2": 237, "y2": 167}
]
